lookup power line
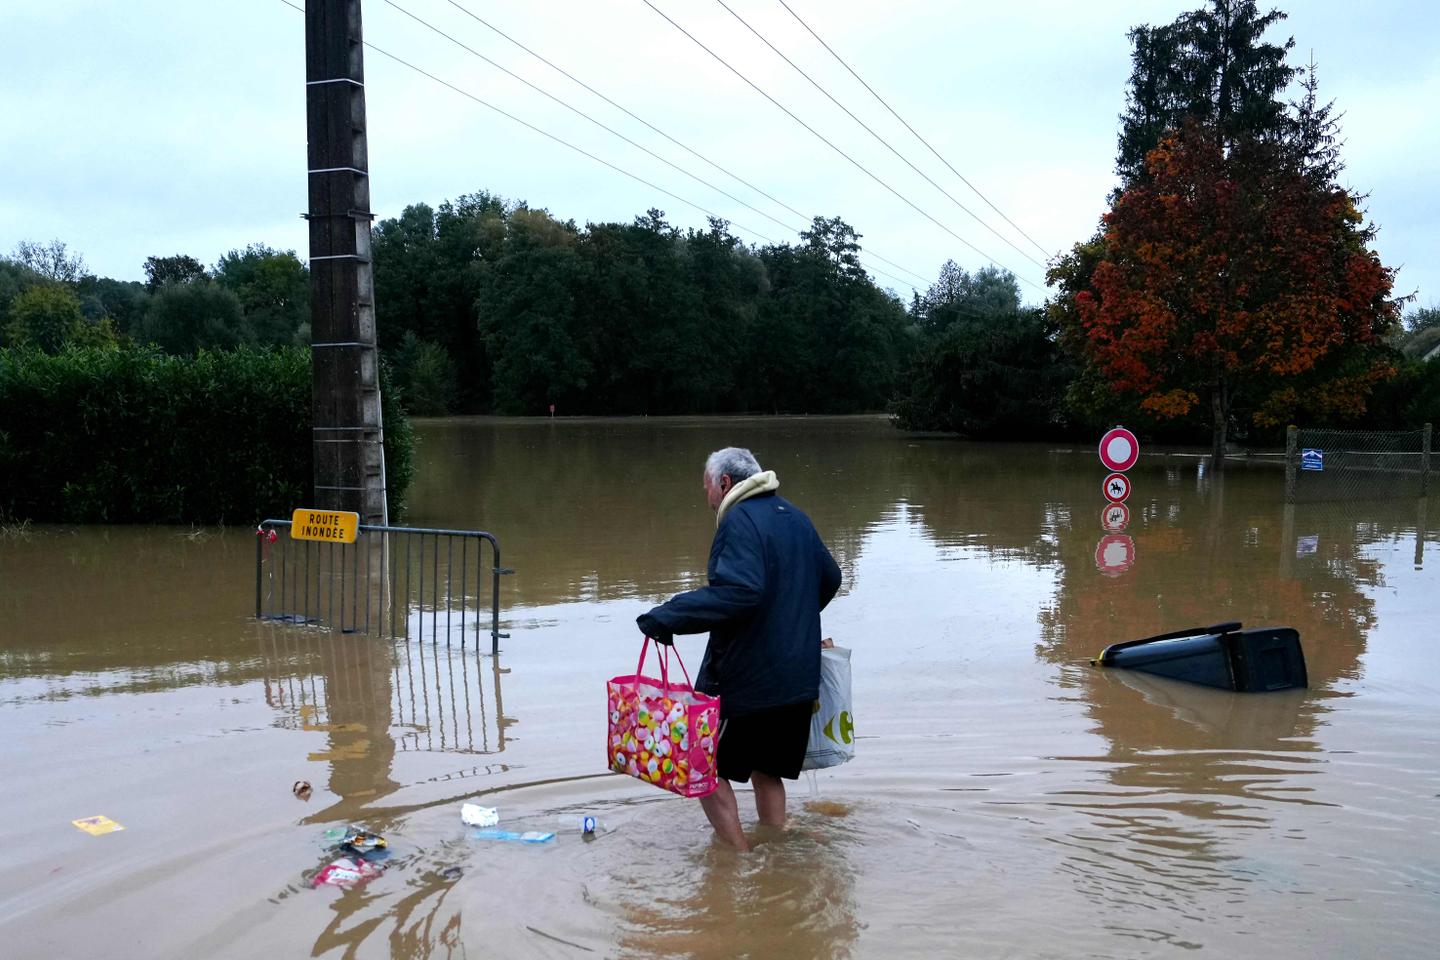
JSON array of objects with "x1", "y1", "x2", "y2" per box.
[
  {"x1": 276, "y1": 0, "x2": 924, "y2": 292},
  {"x1": 382, "y1": 0, "x2": 802, "y2": 237},
  {"x1": 713, "y1": 0, "x2": 1045, "y2": 272},
  {"x1": 432, "y1": 0, "x2": 931, "y2": 285},
  {"x1": 438, "y1": 0, "x2": 806, "y2": 225},
  {"x1": 639, "y1": 0, "x2": 1042, "y2": 291},
  {"x1": 863, "y1": 249, "x2": 926, "y2": 287},
  {"x1": 862, "y1": 260, "x2": 920, "y2": 292},
  {"x1": 276, "y1": 0, "x2": 778, "y2": 246},
  {"x1": 776, "y1": 0, "x2": 1053, "y2": 260}
]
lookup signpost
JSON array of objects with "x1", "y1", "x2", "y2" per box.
[
  {"x1": 1102, "y1": 473, "x2": 1131, "y2": 504},
  {"x1": 290, "y1": 508, "x2": 360, "y2": 544},
  {"x1": 1098, "y1": 426, "x2": 1140, "y2": 472},
  {"x1": 1301, "y1": 448, "x2": 1324, "y2": 471},
  {"x1": 1095, "y1": 427, "x2": 1140, "y2": 575}
]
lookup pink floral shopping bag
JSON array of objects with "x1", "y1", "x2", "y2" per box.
[{"x1": 607, "y1": 637, "x2": 720, "y2": 798}]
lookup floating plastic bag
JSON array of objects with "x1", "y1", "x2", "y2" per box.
[
  {"x1": 802, "y1": 645, "x2": 854, "y2": 771},
  {"x1": 313, "y1": 856, "x2": 383, "y2": 889},
  {"x1": 460, "y1": 803, "x2": 499, "y2": 827},
  {"x1": 607, "y1": 637, "x2": 720, "y2": 798}
]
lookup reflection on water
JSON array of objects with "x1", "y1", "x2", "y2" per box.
[
  {"x1": 2, "y1": 417, "x2": 1438, "y2": 959},
  {"x1": 257, "y1": 625, "x2": 514, "y2": 815},
  {"x1": 1047, "y1": 667, "x2": 1327, "y2": 926},
  {"x1": 615, "y1": 814, "x2": 860, "y2": 960}
]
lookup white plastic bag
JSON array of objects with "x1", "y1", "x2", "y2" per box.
[
  {"x1": 461, "y1": 803, "x2": 499, "y2": 827},
  {"x1": 802, "y1": 645, "x2": 854, "y2": 771}
]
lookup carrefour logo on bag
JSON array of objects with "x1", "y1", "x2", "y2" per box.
[{"x1": 822, "y1": 711, "x2": 854, "y2": 745}]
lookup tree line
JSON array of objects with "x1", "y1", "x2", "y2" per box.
[
  {"x1": 371, "y1": 201, "x2": 914, "y2": 416},
  {"x1": 0, "y1": 209, "x2": 924, "y2": 419}
]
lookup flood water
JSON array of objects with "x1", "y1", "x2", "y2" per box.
[{"x1": 2, "y1": 416, "x2": 1437, "y2": 959}]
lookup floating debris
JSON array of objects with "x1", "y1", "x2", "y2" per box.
[
  {"x1": 336, "y1": 826, "x2": 387, "y2": 854},
  {"x1": 313, "y1": 857, "x2": 382, "y2": 889},
  {"x1": 72, "y1": 815, "x2": 124, "y2": 836},
  {"x1": 461, "y1": 803, "x2": 499, "y2": 827},
  {"x1": 473, "y1": 829, "x2": 555, "y2": 844}
]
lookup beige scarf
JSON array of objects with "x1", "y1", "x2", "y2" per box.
[{"x1": 715, "y1": 470, "x2": 780, "y2": 527}]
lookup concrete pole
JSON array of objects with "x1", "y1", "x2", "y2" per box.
[{"x1": 306, "y1": 0, "x2": 387, "y2": 526}]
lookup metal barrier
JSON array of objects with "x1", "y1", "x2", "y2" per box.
[
  {"x1": 256, "y1": 520, "x2": 512, "y2": 654},
  {"x1": 1285, "y1": 424, "x2": 1432, "y2": 503}
]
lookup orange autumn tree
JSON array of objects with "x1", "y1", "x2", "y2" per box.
[{"x1": 1073, "y1": 122, "x2": 1399, "y2": 463}]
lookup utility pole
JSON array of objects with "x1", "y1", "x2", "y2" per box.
[{"x1": 305, "y1": 0, "x2": 387, "y2": 526}]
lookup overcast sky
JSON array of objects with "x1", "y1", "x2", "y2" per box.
[{"x1": 2, "y1": 0, "x2": 1435, "y2": 308}]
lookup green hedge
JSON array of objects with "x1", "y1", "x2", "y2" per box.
[{"x1": 0, "y1": 345, "x2": 414, "y2": 524}]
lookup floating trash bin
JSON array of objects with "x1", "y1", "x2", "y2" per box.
[{"x1": 1092, "y1": 621, "x2": 1307, "y2": 692}]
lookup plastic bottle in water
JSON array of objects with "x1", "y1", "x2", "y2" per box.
[{"x1": 556, "y1": 814, "x2": 610, "y2": 835}]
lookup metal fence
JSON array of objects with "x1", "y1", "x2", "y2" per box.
[
  {"x1": 255, "y1": 520, "x2": 512, "y2": 653},
  {"x1": 1286, "y1": 424, "x2": 1432, "y2": 503}
]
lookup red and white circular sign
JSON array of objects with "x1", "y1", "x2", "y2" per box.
[
  {"x1": 1102, "y1": 472, "x2": 1132, "y2": 504},
  {"x1": 1095, "y1": 534, "x2": 1136, "y2": 576},
  {"x1": 1101, "y1": 502, "x2": 1131, "y2": 531},
  {"x1": 1098, "y1": 426, "x2": 1140, "y2": 472}
]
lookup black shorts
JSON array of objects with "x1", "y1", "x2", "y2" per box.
[{"x1": 716, "y1": 699, "x2": 813, "y2": 783}]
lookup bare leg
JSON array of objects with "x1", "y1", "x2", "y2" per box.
[
  {"x1": 751, "y1": 771, "x2": 787, "y2": 827},
  {"x1": 699, "y1": 779, "x2": 749, "y2": 851}
]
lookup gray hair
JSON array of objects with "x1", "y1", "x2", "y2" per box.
[{"x1": 705, "y1": 447, "x2": 762, "y2": 485}]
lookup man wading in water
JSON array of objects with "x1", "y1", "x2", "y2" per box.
[{"x1": 638, "y1": 447, "x2": 842, "y2": 850}]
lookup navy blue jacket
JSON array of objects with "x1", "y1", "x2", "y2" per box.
[{"x1": 641, "y1": 493, "x2": 841, "y2": 718}]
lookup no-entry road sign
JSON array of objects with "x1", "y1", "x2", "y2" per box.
[
  {"x1": 1099, "y1": 426, "x2": 1140, "y2": 472},
  {"x1": 1102, "y1": 473, "x2": 1132, "y2": 504}
]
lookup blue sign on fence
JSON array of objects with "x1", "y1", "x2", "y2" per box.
[{"x1": 1301, "y1": 448, "x2": 1324, "y2": 471}]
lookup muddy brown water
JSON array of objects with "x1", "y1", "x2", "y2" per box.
[{"x1": 2, "y1": 416, "x2": 1437, "y2": 959}]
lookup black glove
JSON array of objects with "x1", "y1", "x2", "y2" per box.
[{"x1": 637, "y1": 612, "x2": 673, "y2": 645}]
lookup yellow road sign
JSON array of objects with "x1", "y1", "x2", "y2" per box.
[{"x1": 290, "y1": 508, "x2": 360, "y2": 544}]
